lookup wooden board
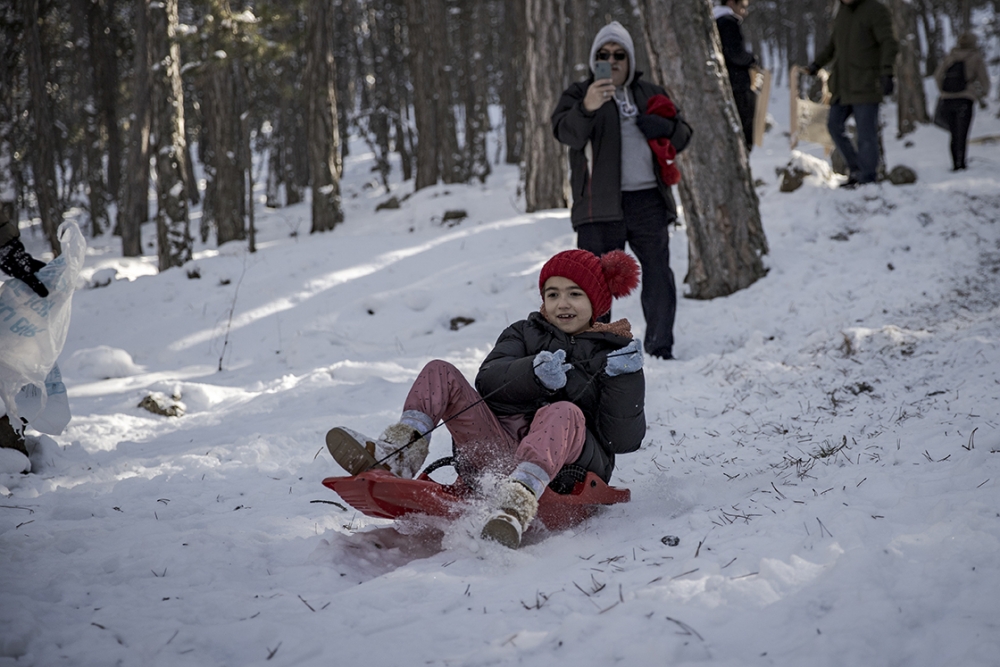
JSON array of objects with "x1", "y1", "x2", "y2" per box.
[{"x1": 752, "y1": 68, "x2": 771, "y2": 147}]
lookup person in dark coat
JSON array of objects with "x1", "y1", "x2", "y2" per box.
[
  {"x1": 714, "y1": 0, "x2": 758, "y2": 150},
  {"x1": 934, "y1": 32, "x2": 991, "y2": 171},
  {"x1": 551, "y1": 22, "x2": 693, "y2": 361},
  {"x1": 808, "y1": 0, "x2": 898, "y2": 188},
  {"x1": 327, "y1": 249, "x2": 646, "y2": 549}
]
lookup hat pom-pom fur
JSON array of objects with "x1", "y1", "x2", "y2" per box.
[{"x1": 601, "y1": 250, "x2": 640, "y2": 298}]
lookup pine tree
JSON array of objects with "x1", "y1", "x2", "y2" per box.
[{"x1": 638, "y1": 0, "x2": 768, "y2": 299}]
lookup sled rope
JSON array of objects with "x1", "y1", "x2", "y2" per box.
[{"x1": 372, "y1": 349, "x2": 634, "y2": 468}]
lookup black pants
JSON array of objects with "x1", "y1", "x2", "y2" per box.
[
  {"x1": 940, "y1": 98, "x2": 974, "y2": 169},
  {"x1": 577, "y1": 188, "x2": 676, "y2": 359},
  {"x1": 733, "y1": 89, "x2": 757, "y2": 150}
]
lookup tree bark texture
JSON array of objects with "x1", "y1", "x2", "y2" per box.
[
  {"x1": 406, "y1": 0, "x2": 463, "y2": 190},
  {"x1": 24, "y1": 0, "x2": 62, "y2": 254},
  {"x1": 459, "y1": 0, "x2": 491, "y2": 183},
  {"x1": 357, "y1": 0, "x2": 395, "y2": 188},
  {"x1": 74, "y1": 0, "x2": 111, "y2": 237},
  {"x1": 333, "y1": 0, "x2": 355, "y2": 165},
  {"x1": 305, "y1": 0, "x2": 344, "y2": 233},
  {"x1": 890, "y1": 0, "x2": 928, "y2": 136},
  {"x1": 202, "y1": 57, "x2": 248, "y2": 245},
  {"x1": 500, "y1": 0, "x2": 526, "y2": 165},
  {"x1": 119, "y1": 0, "x2": 151, "y2": 257},
  {"x1": 917, "y1": 0, "x2": 942, "y2": 77},
  {"x1": 523, "y1": 0, "x2": 567, "y2": 212},
  {"x1": 88, "y1": 0, "x2": 121, "y2": 205},
  {"x1": 369, "y1": 0, "x2": 412, "y2": 181},
  {"x1": 149, "y1": 0, "x2": 192, "y2": 271},
  {"x1": 638, "y1": 0, "x2": 768, "y2": 300},
  {"x1": 266, "y1": 86, "x2": 309, "y2": 208}
]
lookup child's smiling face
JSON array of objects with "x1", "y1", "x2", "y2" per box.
[{"x1": 542, "y1": 276, "x2": 594, "y2": 335}]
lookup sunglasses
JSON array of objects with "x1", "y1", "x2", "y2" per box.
[{"x1": 596, "y1": 50, "x2": 628, "y2": 61}]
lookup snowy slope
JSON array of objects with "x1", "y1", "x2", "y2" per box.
[{"x1": 1, "y1": 83, "x2": 999, "y2": 667}]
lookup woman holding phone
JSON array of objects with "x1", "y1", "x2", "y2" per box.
[{"x1": 551, "y1": 22, "x2": 693, "y2": 361}]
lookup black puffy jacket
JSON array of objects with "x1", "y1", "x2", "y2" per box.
[
  {"x1": 551, "y1": 72, "x2": 693, "y2": 230},
  {"x1": 475, "y1": 312, "x2": 646, "y2": 483}
]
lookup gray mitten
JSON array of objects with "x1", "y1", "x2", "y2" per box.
[
  {"x1": 605, "y1": 339, "x2": 644, "y2": 377},
  {"x1": 533, "y1": 349, "x2": 572, "y2": 390}
]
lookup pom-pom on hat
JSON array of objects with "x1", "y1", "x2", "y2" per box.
[{"x1": 538, "y1": 249, "x2": 640, "y2": 318}]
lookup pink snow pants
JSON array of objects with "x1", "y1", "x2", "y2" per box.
[{"x1": 402, "y1": 360, "x2": 586, "y2": 481}]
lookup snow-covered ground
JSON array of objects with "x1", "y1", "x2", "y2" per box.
[{"x1": 2, "y1": 80, "x2": 999, "y2": 667}]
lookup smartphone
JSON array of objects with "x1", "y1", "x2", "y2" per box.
[{"x1": 594, "y1": 61, "x2": 612, "y2": 81}]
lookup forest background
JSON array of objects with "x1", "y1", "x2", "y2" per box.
[{"x1": 2, "y1": 0, "x2": 998, "y2": 282}]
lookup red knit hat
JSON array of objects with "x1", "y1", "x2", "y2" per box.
[{"x1": 538, "y1": 249, "x2": 640, "y2": 318}]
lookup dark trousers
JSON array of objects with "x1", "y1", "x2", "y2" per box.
[
  {"x1": 733, "y1": 89, "x2": 757, "y2": 150},
  {"x1": 940, "y1": 98, "x2": 974, "y2": 169},
  {"x1": 827, "y1": 102, "x2": 880, "y2": 183},
  {"x1": 577, "y1": 188, "x2": 676, "y2": 358}
]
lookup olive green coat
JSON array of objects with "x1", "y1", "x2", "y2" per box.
[{"x1": 814, "y1": 0, "x2": 898, "y2": 105}]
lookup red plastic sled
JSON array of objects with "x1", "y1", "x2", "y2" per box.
[{"x1": 322, "y1": 468, "x2": 630, "y2": 531}]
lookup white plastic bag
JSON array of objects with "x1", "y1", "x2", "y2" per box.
[
  {"x1": 12, "y1": 363, "x2": 71, "y2": 435},
  {"x1": 0, "y1": 220, "x2": 85, "y2": 428}
]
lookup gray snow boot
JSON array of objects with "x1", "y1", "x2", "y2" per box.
[{"x1": 481, "y1": 480, "x2": 539, "y2": 549}]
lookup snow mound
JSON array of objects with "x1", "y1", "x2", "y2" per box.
[
  {"x1": 0, "y1": 447, "x2": 29, "y2": 475},
  {"x1": 788, "y1": 149, "x2": 837, "y2": 183},
  {"x1": 64, "y1": 346, "x2": 144, "y2": 379}
]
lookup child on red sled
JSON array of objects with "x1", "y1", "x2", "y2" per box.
[{"x1": 327, "y1": 249, "x2": 646, "y2": 548}]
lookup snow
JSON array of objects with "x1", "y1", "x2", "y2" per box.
[{"x1": 2, "y1": 82, "x2": 999, "y2": 666}]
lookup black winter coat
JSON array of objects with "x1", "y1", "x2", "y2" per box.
[
  {"x1": 551, "y1": 72, "x2": 693, "y2": 230},
  {"x1": 716, "y1": 14, "x2": 756, "y2": 92},
  {"x1": 475, "y1": 312, "x2": 646, "y2": 484}
]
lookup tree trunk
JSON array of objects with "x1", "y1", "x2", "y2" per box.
[
  {"x1": 500, "y1": 0, "x2": 526, "y2": 165},
  {"x1": 566, "y1": 0, "x2": 591, "y2": 82},
  {"x1": 460, "y1": 0, "x2": 491, "y2": 183},
  {"x1": 119, "y1": 0, "x2": 151, "y2": 257},
  {"x1": 305, "y1": 0, "x2": 344, "y2": 233},
  {"x1": 787, "y1": 1, "x2": 810, "y2": 69},
  {"x1": 243, "y1": 77, "x2": 255, "y2": 254},
  {"x1": 917, "y1": 0, "x2": 942, "y2": 77},
  {"x1": 89, "y1": 0, "x2": 122, "y2": 205},
  {"x1": 74, "y1": 0, "x2": 111, "y2": 237},
  {"x1": 333, "y1": 0, "x2": 354, "y2": 165},
  {"x1": 267, "y1": 86, "x2": 309, "y2": 208},
  {"x1": 359, "y1": 0, "x2": 392, "y2": 188},
  {"x1": 523, "y1": 0, "x2": 567, "y2": 212},
  {"x1": 202, "y1": 57, "x2": 247, "y2": 245},
  {"x1": 24, "y1": 0, "x2": 62, "y2": 254},
  {"x1": 890, "y1": 0, "x2": 928, "y2": 136},
  {"x1": 433, "y1": 3, "x2": 463, "y2": 185},
  {"x1": 406, "y1": 0, "x2": 463, "y2": 190},
  {"x1": 637, "y1": 0, "x2": 768, "y2": 299},
  {"x1": 407, "y1": 0, "x2": 439, "y2": 189},
  {"x1": 386, "y1": 0, "x2": 413, "y2": 181},
  {"x1": 959, "y1": 0, "x2": 971, "y2": 32},
  {"x1": 812, "y1": 0, "x2": 835, "y2": 60},
  {"x1": 149, "y1": 0, "x2": 192, "y2": 271}
]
